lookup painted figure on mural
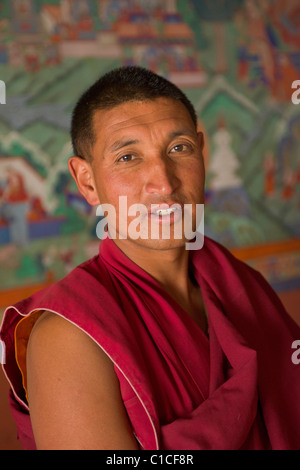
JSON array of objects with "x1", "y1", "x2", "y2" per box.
[
  {"x1": 0, "y1": 167, "x2": 29, "y2": 247},
  {"x1": 11, "y1": 0, "x2": 38, "y2": 34},
  {"x1": 278, "y1": 117, "x2": 300, "y2": 205},
  {"x1": 263, "y1": 151, "x2": 276, "y2": 197}
]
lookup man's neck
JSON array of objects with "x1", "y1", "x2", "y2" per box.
[
  {"x1": 113, "y1": 238, "x2": 208, "y2": 334},
  {"x1": 114, "y1": 238, "x2": 190, "y2": 292}
]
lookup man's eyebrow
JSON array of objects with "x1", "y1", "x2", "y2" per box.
[
  {"x1": 108, "y1": 128, "x2": 196, "y2": 154},
  {"x1": 109, "y1": 139, "x2": 139, "y2": 153},
  {"x1": 169, "y1": 129, "x2": 197, "y2": 139}
]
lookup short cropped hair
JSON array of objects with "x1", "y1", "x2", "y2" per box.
[{"x1": 71, "y1": 66, "x2": 198, "y2": 161}]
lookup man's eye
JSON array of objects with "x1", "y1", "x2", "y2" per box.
[
  {"x1": 117, "y1": 154, "x2": 134, "y2": 162},
  {"x1": 170, "y1": 144, "x2": 189, "y2": 153}
]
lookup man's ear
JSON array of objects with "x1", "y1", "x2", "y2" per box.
[
  {"x1": 68, "y1": 156, "x2": 100, "y2": 206},
  {"x1": 197, "y1": 131, "x2": 204, "y2": 151}
]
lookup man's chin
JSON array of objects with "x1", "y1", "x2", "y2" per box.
[{"x1": 115, "y1": 235, "x2": 191, "y2": 252}]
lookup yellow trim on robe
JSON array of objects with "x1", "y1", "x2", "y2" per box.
[{"x1": 14, "y1": 310, "x2": 44, "y2": 401}]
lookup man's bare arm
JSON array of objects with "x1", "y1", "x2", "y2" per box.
[{"x1": 26, "y1": 312, "x2": 139, "y2": 450}]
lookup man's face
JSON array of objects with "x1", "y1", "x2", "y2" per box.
[{"x1": 88, "y1": 97, "x2": 205, "y2": 251}]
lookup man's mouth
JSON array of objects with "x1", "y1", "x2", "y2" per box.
[
  {"x1": 149, "y1": 202, "x2": 182, "y2": 213},
  {"x1": 148, "y1": 203, "x2": 183, "y2": 224},
  {"x1": 154, "y1": 207, "x2": 178, "y2": 216}
]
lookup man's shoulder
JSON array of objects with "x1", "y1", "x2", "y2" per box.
[
  {"x1": 199, "y1": 236, "x2": 251, "y2": 271},
  {"x1": 9, "y1": 252, "x2": 110, "y2": 317},
  {"x1": 195, "y1": 235, "x2": 272, "y2": 294}
]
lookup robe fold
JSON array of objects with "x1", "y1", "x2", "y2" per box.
[{"x1": 1, "y1": 235, "x2": 300, "y2": 450}]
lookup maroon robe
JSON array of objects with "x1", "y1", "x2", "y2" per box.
[{"x1": 1, "y1": 236, "x2": 300, "y2": 449}]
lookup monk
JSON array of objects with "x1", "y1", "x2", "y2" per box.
[{"x1": 1, "y1": 66, "x2": 300, "y2": 450}]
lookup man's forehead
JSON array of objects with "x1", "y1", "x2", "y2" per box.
[{"x1": 92, "y1": 98, "x2": 195, "y2": 142}]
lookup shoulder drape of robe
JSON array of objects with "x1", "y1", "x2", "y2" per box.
[{"x1": 1, "y1": 236, "x2": 300, "y2": 450}]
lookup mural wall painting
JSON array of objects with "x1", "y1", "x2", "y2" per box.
[{"x1": 0, "y1": 0, "x2": 299, "y2": 306}]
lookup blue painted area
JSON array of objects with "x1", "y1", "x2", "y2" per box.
[
  {"x1": 271, "y1": 277, "x2": 300, "y2": 293},
  {"x1": 0, "y1": 217, "x2": 66, "y2": 245}
]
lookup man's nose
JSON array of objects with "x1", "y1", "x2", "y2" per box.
[{"x1": 144, "y1": 155, "x2": 180, "y2": 196}]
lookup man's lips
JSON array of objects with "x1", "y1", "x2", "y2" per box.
[
  {"x1": 148, "y1": 202, "x2": 183, "y2": 215},
  {"x1": 147, "y1": 203, "x2": 183, "y2": 224}
]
